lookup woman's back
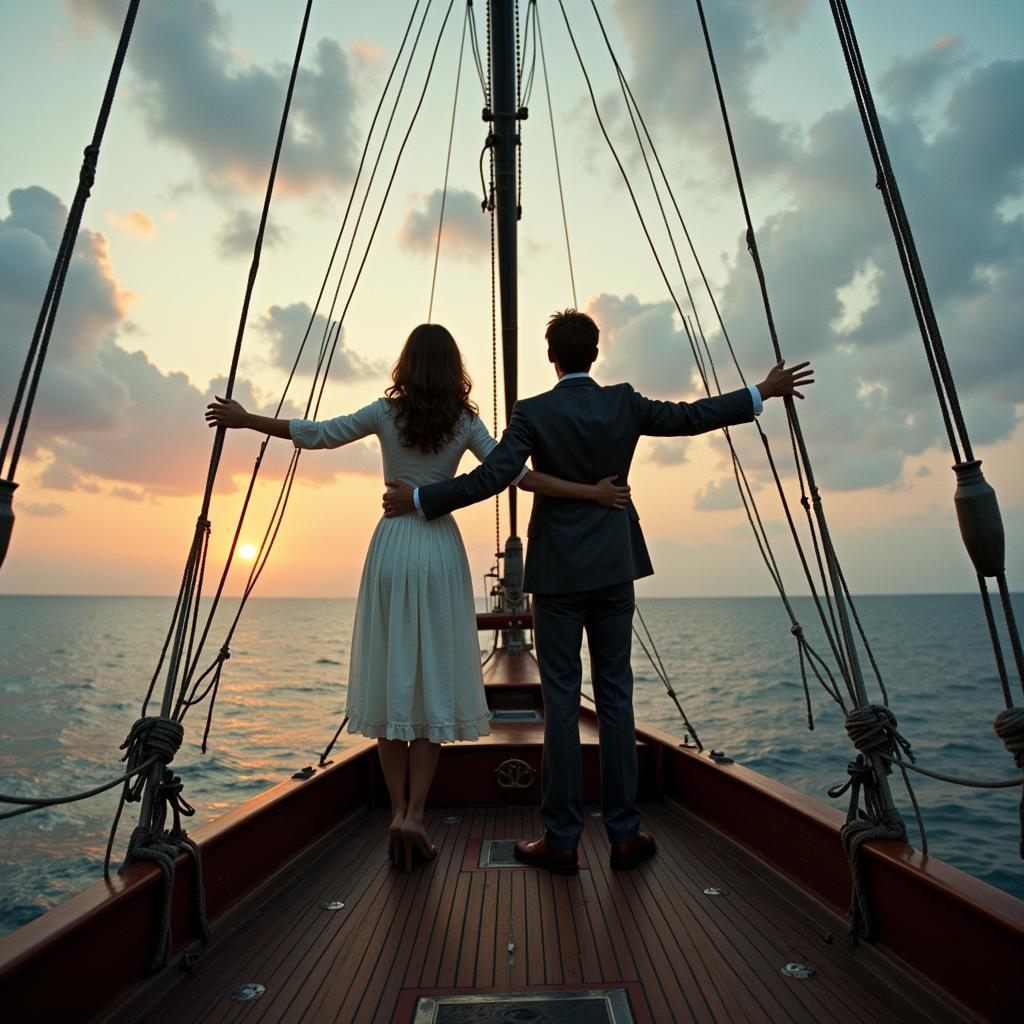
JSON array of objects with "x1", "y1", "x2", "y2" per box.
[{"x1": 290, "y1": 397, "x2": 499, "y2": 490}]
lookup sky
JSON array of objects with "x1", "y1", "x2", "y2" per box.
[{"x1": 0, "y1": 0, "x2": 1021, "y2": 598}]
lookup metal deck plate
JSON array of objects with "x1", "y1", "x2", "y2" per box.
[
  {"x1": 479, "y1": 839, "x2": 522, "y2": 867},
  {"x1": 489, "y1": 709, "x2": 543, "y2": 722},
  {"x1": 412, "y1": 988, "x2": 636, "y2": 1023}
]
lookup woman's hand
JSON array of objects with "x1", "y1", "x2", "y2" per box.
[
  {"x1": 593, "y1": 475, "x2": 630, "y2": 509},
  {"x1": 205, "y1": 395, "x2": 251, "y2": 429}
]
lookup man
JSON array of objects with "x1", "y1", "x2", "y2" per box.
[{"x1": 384, "y1": 310, "x2": 813, "y2": 874}]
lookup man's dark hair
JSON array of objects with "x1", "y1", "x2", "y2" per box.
[{"x1": 545, "y1": 309, "x2": 599, "y2": 373}]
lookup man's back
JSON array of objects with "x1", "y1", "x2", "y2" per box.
[{"x1": 418, "y1": 375, "x2": 755, "y2": 594}]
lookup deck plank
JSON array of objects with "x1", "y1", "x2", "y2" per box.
[{"x1": 118, "y1": 800, "x2": 939, "y2": 1024}]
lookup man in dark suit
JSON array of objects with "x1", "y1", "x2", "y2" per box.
[{"x1": 384, "y1": 310, "x2": 813, "y2": 874}]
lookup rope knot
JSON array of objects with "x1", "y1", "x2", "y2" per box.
[
  {"x1": 120, "y1": 716, "x2": 184, "y2": 775},
  {"x1": 844, "y1": 704, "x2": 913, "y2": 763},
  {"x1": 79, "y1": 144, "x2": 99, "y2": 191},
  {"x1": 994, "y1": 707, "x2": 1024, "y2": 767},
  {"x1": 219, "y1": 645, "x2": 231, "y2": 662},
  {"x1": 790, "y1": 624, "x2": 804, "y2": 638},
  {"x1": 156, "y1": 769, "x2": 196, "y2": 821}
]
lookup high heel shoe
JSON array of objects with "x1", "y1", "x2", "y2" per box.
[
  {"x1": 387, "y1": 820, "x2": 405, "y2": 867},
  {"x1": 397, "y1": 830, "x2": 437, "y2": 873}
]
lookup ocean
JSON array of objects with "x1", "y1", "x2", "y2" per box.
[{"x1": 1, "y1": 592, "x2": 1021, "y2": 937}]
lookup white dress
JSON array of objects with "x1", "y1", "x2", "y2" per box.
[{"x1": 289, "y1": 398, "x2": 512, "y2": 743}]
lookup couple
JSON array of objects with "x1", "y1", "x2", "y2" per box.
[{"x1": 207, "y1": 310, "x2": 813, "y2": 875}]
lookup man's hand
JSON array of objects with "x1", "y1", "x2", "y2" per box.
[
  {"x1": 205, "y1": 395, "x2": 250, "y2": 429},
  {"x1": 593, "y1": 475, "x2": 631, "y2": 509},
  {"x1": 756, "y1": 360, "x2": 815, "y2": 401},
  {"x1": 383, "y1": 480, "x2": 415, "y2": 518}
]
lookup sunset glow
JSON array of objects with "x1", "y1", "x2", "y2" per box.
[{"x1": 0, "y1": 2, "x2": 1020, "y2": 598}]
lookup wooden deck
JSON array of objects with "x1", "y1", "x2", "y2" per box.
[{"x1": 111, "y1": 799, "x2": 943, "y2": 1024}]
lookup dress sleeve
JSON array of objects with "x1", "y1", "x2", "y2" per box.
[
  {"x1": 467, "y1": 415, "x2": 527, "y2": 483},
  {"x1": 289, "y1": 398, "x2": 383, "y2": 450}
]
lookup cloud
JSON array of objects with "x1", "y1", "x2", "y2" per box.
[
  {"x1": 22, "y1": 502, "x2": 66, "y2": 518},
  {"x1": 396, "y1": 189, "x2": 489, "y2": 259},
  {"x1": 37, "y1": 463, "x2": 100, "y2": 493},
  {"x1": 66, "y1": 0, "x2": 360, "y2": 197},
  {"x1": 609, "y1": 0, "x2": 806, "y2": 178},
  {"x1": 110, "y1": 486, "x2": 145, "y2": 502},
  {"x1": 644, "y1": 439, "x2": 689, "y2": 466},
  {"x1": 879, "y1": 36, "x2": 967, "y2": 112},
  {"x1": 256, "y1": 302, "x2": 386, "y2": 381},
  {"x1": 712, "y1": 57, "x2": 1024, "y2": 489},
  {"x1": 0, "y1": 187, "x2": 381, "y2": 497},
  {"x1": 585, "y1": 27, "x2": 1024, "y2": 491},
  {"x1": 216, "y1": 208, "x2": 289, "y2": 258},
  {"x1": 587, "y1": 293, "x2": 701, "y2": 397},
  {"x1": 1, "y1": 186, "x2": 135, "y2": 439},
  {"x1": 106, "y1": 209, "x2": 157, "y2": 240},
  {"x1": 694, "y1": 477, "x2": 743, "y2": 512}
]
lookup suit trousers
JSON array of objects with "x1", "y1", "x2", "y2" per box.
[{"x1": 532, "y1": 580, "x2": 640, "y2": 848}]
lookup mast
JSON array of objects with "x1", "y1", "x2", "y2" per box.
[
  {"x1": 488, "y1": 0, "x2": 529, "y2": 648},
  {"x1": 489, "y1": 0, "x2": 520, "y2": 536}
]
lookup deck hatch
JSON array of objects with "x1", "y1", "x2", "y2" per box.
[
  {"x1": 464, "y1": 837, "x2": 591, "y2": 871},
  {"x1": 479, "y1": 839, "x2": 522, "y2": 867},
  {"x1": 489, "y1": 708, "x2": 542, "y2": 722},
  {"x1": 411, "y1": 988, "x2": 636, "y2": 1023}
]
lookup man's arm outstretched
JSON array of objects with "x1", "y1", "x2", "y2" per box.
[{"x1": 636, "y1": 360, "x2": 814, "y2": 435}]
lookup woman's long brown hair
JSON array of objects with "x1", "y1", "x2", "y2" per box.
[{"x1": 385, "y1": 324, "x2": 478, "y2": 452}]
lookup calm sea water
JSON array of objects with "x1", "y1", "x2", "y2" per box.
[{"x1": 1, "y1": 593, "x2": 1022, "y2": 936}]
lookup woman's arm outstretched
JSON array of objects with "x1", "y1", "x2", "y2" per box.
[
  {"x1": 205, "y1": 397, "x2": 291, "y2": 439},
  {"x1": 519, "y1": 471, "x2": 630, "y2": 509}
]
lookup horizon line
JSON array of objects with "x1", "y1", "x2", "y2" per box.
[{"x1": 1, "y1": 591, "x2": 1018, "y2": 600}]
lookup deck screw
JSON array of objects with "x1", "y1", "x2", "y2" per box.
[
  {"x1": 320, "y1": 900, "x2": 345, "y2": 911},
  {"x1": 781, "y1": 963, "x2": 816, "y2": 979},
  {"x1": 230, "y1": 983, "x2": 266, "y2": 1001},
  {"x1": 703, "y1": 887, "x2": 728, "y2": 896}
]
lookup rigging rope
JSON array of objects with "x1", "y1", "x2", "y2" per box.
[
  {"x1": 103, "y1": 1, "x2": 319, "y2": 972},
  {"x1": 467, "y1": 0, "x2": 489, "y2": 103},
  {"x1": 191, "y1": 0, "x2": 462, "y2": 770},
  {"x1": 181, "y1": 0, "x2": 457, "y2": 748},
  {"x1": 428, "y1": 2, "x2": 470, "y2": 320},
  {"x1": 826, "y1": 0, "x2": 1024, "y2": 857},
  {"x1": 0, "y1": 0, "x2": 142, "y2": 486},
  {"x1": 566, "y1": 0, "x2": 859, "y2": 729},
  {"x1": 585, "y1": 9, "x2": 871, "y2": 708},
  {"x1": 567, "y1": 0, "x2": 1024, "y2": 927},
  {"x1": 688, "y1": 0, "x2": 925, "y2": 930},
  {"x1": 536, "y1": 3, "x2": 577, "y2": 308},
  {"x1": 633, "y1": 607, "x2": 704, "y2": 751},
  {"x1": 176, "y1": 0, "x2": 439, "y2": 724}
]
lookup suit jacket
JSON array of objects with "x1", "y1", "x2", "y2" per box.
[{"x1": 418, "y1": 377, "x2": 755, "y2": 594}]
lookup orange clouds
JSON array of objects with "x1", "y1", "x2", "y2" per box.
[{"x1": 105, "y1": 209, "x2": 157, "y2": 240}]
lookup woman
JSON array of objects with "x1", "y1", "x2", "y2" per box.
[{"x1": 205, "y1": 324, "x2": 628, "y2": 870}]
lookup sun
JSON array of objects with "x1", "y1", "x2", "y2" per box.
[{"x1": 237, "y1": 543, "x2": 258, "y2": 560}]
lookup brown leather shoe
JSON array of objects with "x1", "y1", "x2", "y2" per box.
[
  {"x1": 610, "y1": 831, "x2": 656, "y2": 871},
  {"x1": 513, "y1": 836, "x2": 579, "y2": 875}
]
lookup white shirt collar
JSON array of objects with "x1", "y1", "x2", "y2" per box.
[{"x1": 559, "y1": 372, "x2": 593, "y2": 382}]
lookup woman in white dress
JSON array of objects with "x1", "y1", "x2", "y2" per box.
[{"x1": 206, "y1": 324, "x2": 628, "y2": 870}]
